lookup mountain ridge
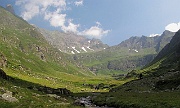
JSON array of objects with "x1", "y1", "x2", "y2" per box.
[
  {"x1": 37, "y1": 27, "x2": 109, "y2": 54},
  {"x1": 68, "y1": 30, "x2": 175, "y2": 75}
]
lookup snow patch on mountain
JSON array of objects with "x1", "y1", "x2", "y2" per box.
[
  {"x1": 82, "y1": 47, "x2": 87, "y2": 52},
  {"x1": 87, "y1": 46, "x2": 94, "y2": 51},
  {"x1": 72, "y1": 47, "x2": 80, "y2": 53},
  {"x1": 71, "y1": 51, "x2": 75, "y2": 54},
  {"x1": 133, "y1": 49, "x2": 139, "y2": 53}
]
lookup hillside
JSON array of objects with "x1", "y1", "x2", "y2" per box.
[
  {"x1": 111, "y1": 30, "x2": 180, "y2": 91},
  {"x1": 37, "y1": 28, "x2": 109, "y2": 54},
  {"x1": 69, "y1": 30, "x2": 175, "y2": 75},
  {"x1": 0, "y1": 6, "x2": 101, "y2": 91},
  {"x1": 91, "y1": 30, "x2": 180, "y2": 108}
]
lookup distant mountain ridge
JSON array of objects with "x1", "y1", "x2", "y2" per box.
[
  {"x1": 37, "y1": 28, "x2": 109, "y2": 54},
  {"x1": 116, "y1": 30, "x2": 175, "y2": 53},
  {"x1": 68, "y1": 30, "x2": 175, "y2": 75}
]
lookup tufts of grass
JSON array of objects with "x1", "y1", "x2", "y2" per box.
[{"x1": 92, "y1": 91, "x2": 180, "y2": 108}]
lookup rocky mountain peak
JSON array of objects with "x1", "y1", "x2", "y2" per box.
[
  {"x1": 5, "y1": 4, "x2": 15, "y2": 15},
  {"x1": 116, "y1": 30, "x2": 175, "y2": 53},
  {"x1": 36, "y1": 28, "x2": 109, "y2": 54}
]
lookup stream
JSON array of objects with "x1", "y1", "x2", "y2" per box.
[{"x1": 75, "y1": 96, "x2": 114, "y2": 108}]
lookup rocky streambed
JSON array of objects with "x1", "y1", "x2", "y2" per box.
[{"x1": 74, "y1": 96, "x2": 114, "y2": 108}]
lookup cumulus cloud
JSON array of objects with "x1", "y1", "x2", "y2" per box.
[
  {"x1": 62, "y1": 20, "x2": 80, "y2": 33},
  {"x1": 16, "y1": 0, "x2": 66, "y2": 21},
  {"x1": 16, "y1": 0, "x2": 77, "y2": 33},
  {"x1": 74, "y1": 0, "x2": 83, "y2": 6},
  {"x1": 165, "y1": 22, "x2": 180, "y2": 32},
  {"x1": 16, "y1": 0, "x2": 110, "y2": 38},
  {"x1": 80, "y1": 23, "x2": 110, "y2": 39},
  {"x1": 44, "y1": 9, "x2": 66, "y2": 27}
]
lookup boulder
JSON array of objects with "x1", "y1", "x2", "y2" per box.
[{"x1": 1, "y1": 91, "x2": 18, "y2": 102}]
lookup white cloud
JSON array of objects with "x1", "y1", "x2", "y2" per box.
[
  {"x1": 80, "y1": 25, "x2": 110, "y2": 39},
  {"x1": 44, "y1": 10, "x2": 66, "y2": 27},
  {"x1": 16, "y1": 0, "x2": 66, "y2": 21},
  {"x1": 62, "y1": 20, "x2": 80, "y2": 33},
  {"x1": 20, "y1": 3, "x2": 40, "y2": 20},
  {"x1": 74, "y1": 0, "x2": 83, "y2": 6},
  {"x1": 16, "y1": 0, "x2": 110, "y2": 39},
  {"x1": 165, "y1": 22, "x2": 180, "y2": 32}
]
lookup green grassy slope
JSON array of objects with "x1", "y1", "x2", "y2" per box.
[
  {"x1": 0, "y1": 6, "x2": 106, "y2": 93},
  {"x1": 0, "y1": 75, "x2": 81, "y2": 108},
  {"x1": 91, "y1": 30, "x2": 180, "y2": 108},
  {"x1": 0, "y1": 6, "x2": 121, "y2": 93},
  {"x1": 0, "y1": 6, "x2": 93, "y2": 76}
]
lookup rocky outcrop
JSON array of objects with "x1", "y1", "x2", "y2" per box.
[
  {"x1": 0, "y1": 53, "x2": 7, "y2": 68},
  {"x1": 1, "y1": 91, "x2": 18, "y2": 102},
  {"x1": 5, "y1": 4, "x2": 15, "y2": 15}
]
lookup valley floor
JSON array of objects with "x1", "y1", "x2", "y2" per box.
[{"x1": 1, "y1": 68, "x2": 180, "y2": 108}]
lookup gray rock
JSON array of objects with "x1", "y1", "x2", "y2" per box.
[{"x1": 1, "y1": 91, "x2": 18, "y2": 102}]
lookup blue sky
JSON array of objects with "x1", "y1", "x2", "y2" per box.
[{"x1": 1, "y1": 0, "x2": 180, "y2": 46}]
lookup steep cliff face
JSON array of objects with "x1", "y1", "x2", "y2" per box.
[
  {"x1": 151, "y1": 30, "x2": 180, "y2": 64},
  {"x1": 37, "y1": 28, "x2": 109, "y2": 54}
]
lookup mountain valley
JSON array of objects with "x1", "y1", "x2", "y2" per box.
[{"x1": 0, "y1": 5, "x2": 180, "y2": 108}]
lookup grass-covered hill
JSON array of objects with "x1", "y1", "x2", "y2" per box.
[
  {"x1": 0, "y1": 6, "x2": 106, "y2": 93},
  {"x1": 0, "y1": 6, "x2": 125, "y2": 107},
  {"x1": 0, "y1": 6, "x2": 94, "y2": 76},
  {"x1": 91, "y1": 30, "x2": 180, "y2": 108},
  {"x1": 69, "y1": 30, "x2": 175, "y2": 75},
  {"x1": 113, "y1": 30, "x2": 180, "y2": 93}
]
